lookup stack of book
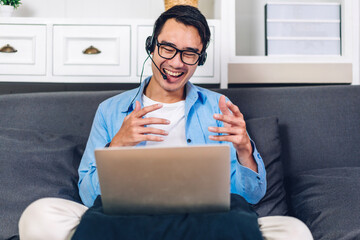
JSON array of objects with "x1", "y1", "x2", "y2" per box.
[{"x1": 265, "y1": 2, "x2": 341, "y2": 56}]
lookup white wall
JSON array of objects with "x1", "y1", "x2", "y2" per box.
[
  {"x1": 12, "y1": 0, "x2": 215, "y2": 19},
  {"x1": 235, "y1": 0, "x2": 265, "y2": 56}
]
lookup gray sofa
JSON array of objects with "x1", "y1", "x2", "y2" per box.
[{"x1": 1, "y1": 85, "x2": 360, "y2": 240}]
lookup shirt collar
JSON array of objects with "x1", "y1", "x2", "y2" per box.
[
  {"x1": 120, "y1": 77, "x2": 150, "y2": 113},
  {"x1": 121, "y1": 76, "x2": 207, "y2": 113},
  {"x1": 185, "y1": 80, "x2": 207, "y2": 116}
]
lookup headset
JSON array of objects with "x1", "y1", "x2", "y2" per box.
[{"x1": 145, "y1": 35, "x2": 207, "y2": 66}]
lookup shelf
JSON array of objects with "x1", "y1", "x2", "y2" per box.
[{"x1": 219, "y1": 0, "x2": 359, "y2": 87}]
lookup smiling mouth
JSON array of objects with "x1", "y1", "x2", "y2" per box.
[{"x1": 163, "y1": 68, "x2": 184, "y2": 78}]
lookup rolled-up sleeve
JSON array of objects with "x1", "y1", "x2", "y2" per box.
[
  {"x1": 230, "y1": 139, "x2": 267, "y2": 204},
  {"x1": 78, "y1": 105, "x2": 110, "y2": 207}
]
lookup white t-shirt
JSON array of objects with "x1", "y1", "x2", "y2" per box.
[{"x1": 142, "y1": 94, "x2": 187, "y2": 147}]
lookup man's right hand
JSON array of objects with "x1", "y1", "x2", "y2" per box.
[{"x1": 109, "y1": 101, "x2": 170, "y2": 147}]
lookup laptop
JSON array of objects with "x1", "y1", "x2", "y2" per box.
[{"x1": 95, "y1": 144, "x2": 230, "y2": 215}]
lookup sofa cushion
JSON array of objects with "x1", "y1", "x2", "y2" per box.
[
  {"x1": 289, "y1": 167, "x2": 360, "y2": 240},
  {"x1": 246, "y1": 116, "x2": 288, "y2": 217},
  {"x1": 0, "y1": 128, "x2": 86, "y2": 240}
]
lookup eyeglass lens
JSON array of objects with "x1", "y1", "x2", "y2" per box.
[{"x1": 158, "y1": 45, "x2": 200, "y2": 65}]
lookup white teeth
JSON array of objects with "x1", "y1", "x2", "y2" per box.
[{"x1": 164, "y1": 69, "x2": 182, "y2": 77}]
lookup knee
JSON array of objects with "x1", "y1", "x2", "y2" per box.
[
  {"x1": 285, "y1": 217, "x2": 313, "y2": 240},
  {"x1": 259, "y1": 216, "x2": 313, "y2": 240},
  {"x1": 19, "y1": 197, "x2": 84, "y2": 240},
  {"x1": 19, "y1": 198, "x2": 56, "y2": 240}
]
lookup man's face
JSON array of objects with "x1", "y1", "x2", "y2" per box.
[{"x1": 150, "y1": 18, "x2": 203, "y2": 96}]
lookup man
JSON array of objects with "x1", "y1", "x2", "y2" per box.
[
  {"x1": 78, "y1": 5, "x2": 265, "y2": 208},
  {"x1": 19, "y1": 5, "x2": 313, "y2": 240}
]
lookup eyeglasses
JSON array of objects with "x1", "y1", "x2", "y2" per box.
[{"x1": 156, "y1": 41, "x2": 203, "y2": 65}]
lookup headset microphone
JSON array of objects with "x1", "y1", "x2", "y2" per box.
[
  {"x1": 147, "y1": 53, "x2": 167, "y2": 80},
  {"x1": 146, "y1": 36, "x2": 167, "y2": 80}
]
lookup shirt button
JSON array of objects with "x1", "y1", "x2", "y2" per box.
[{"x1": 187, "y1": 139, "x2": 192, "y2": 143}]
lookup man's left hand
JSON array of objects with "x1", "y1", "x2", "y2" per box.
[{"x1": 208, "y1": 95, "x2": 258, "y2": 173}]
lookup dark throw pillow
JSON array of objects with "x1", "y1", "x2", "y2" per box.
[
  {"x1": 246, "y1": 116, "x2": 288, "y2": 217},
  {"x1": 289, "y1": 167, "x2": 360, "y2": 240},
  {"x1": 0, "y1": 128, "x2": 86, "y2": 240}
]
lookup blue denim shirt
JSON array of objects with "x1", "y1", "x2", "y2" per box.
[{"x1": 78, "y1": 77, "x2": 267, "y2": 207}]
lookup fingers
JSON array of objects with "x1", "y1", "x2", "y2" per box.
[
  {"x1": 226, "y1": 100, "x2": 243, "y2": 117},
  {"x1": 134, "y1": 100, "x2": 141, "y2": 112},
  {"x1": 208, "y1": 135, "x2": 251, "y2": 155},
  {"x1": 112, "y1": 102, "x2": 171, "y2": 147},
  {"x1": 209, "y1": 134, "x2": 238, "y2": 142},
  {"x1": 208, "y1": 126, "x2": 247, "y2": 143},
  {"x1": 141, "y1": 135, "x2": 166, "y2": 142},
  {"x1": 138, "y1": 117, "x2": 170, "y2": 126},
  {"x1": 219, "y1": 95, "x2": 231, "y2": 115},
  {"x1": 130, "y1": 103, "x2": 170, "y2": 126},
  {"x1": 214, "y1": 96, "x2": 244, "y2": 126},
  {"x1": 130, "y1": 127, "x2": 169, "y2": 143},
  {"x1": 137, "y1": 127, "x2": 169, "y2": 136},
  {"x1": 120, "y1": 125, "x2": 168, "y2": 146},
  {"x1": 213, "y1": 113, "x2": 245, "y2": 127},
  {"x1": 208, "y1": 130, "x2": 249, "y2": 144},
  {"x1": 133, "y1": 103, "x2": 163, "y2": 118},
  {"x1": 218, "y1": 96, "x2": 243, "y2": 118},
  {"x1": 127, "y1": 133, "x2": 166, "y2": 144},
  {"x1": 211, "y1": 97, "x2": 248, "y2": 146},
  {"x1": 208, "y1": 126, "x2": 245, "y2": 135}
]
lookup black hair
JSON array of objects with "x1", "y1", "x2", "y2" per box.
[{"x1": 152, "y1": 5, "x2": 211, "y2": 53}]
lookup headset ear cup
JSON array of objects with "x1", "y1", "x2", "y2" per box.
[
  {"x1": 145, "y1": 36, "x2": 152, "y2": 54},
  {"x1": 145, "y1": 36, "x2": 155, "y2": 54},
  {"x1": 198, "y1": 52, "x2": 207, "y2": 66}
]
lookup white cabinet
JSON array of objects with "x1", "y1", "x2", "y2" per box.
[
  {"x1": 53, "y1": 25, "x2": 131, "y2": 76},
  {"x1": 0, "y1": 24, "x2": 46, "y2": 75},
  {"x1": 0, "y1": 18, "x2": 220, "y2": 84}
]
